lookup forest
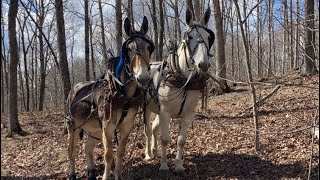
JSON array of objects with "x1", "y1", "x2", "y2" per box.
[{"x1": 1, "y1": 0, "x2": 319, "y2": 179}]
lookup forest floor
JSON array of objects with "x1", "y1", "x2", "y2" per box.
[{"x1": 1, "y1": 71, "x2": 319, "y2": 180}]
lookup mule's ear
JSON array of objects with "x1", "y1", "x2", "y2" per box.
[
  {"x1": 200, "y1": 7, "x2": 211, "y2": 27},
  {"x1": 124, "y1": 17, "x2": 132, "y2": 36},
  {"x1": 186, "y1": 7, "x2": 193, "y2": 27},
  {"x1": 140, "y1": 16, "x2": 148, "y2": 35}
]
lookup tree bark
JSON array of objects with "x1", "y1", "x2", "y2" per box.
[
  {"x1": 7, "y1": 0, "x2": 23, "y2": 137},
  {"x1": 85, "y1": 0, "x2": 90, "y2": 81},
  {"x1": 302, "y1": 0, "x2": 318, "y2": 75},
  {"x1": 267, "y1": 0, "x2": 273, "y2": 77},
  {"x1": 185, "y1": 0, "x2": 194, "y2": 16},
  {"x1": 98, "y1": 0, "x2": 108, "y2": 69},
  {"x1": 295, "y1": 0, "x2": 300, "y2": 68},
  {"x1": 55, "y1": 0, "x2": 71, "y2": 114},
  {"x1": 127, "y1": 0, "x2": 134, "y2": 30},
  {"x1": 151, "y1": 0, "x2": 159, "y2": 61},
  {"x1": 90, "y1": 22, "x2": 96, "y2": 79},
  {"x1": 38, "y1": 0, "x2": 46, "y2": 111},
  {"x1": 116, "y1": 0, "x2": 122, "y2": 54},
  {"x1": 212, "y1": 0, "x2": 230, "y2": 92},
  {"x1": 159, "y1": 0, "x2": 165, "y2": 62},
  {"x1": 174, "y1": 0, "x2": 181, "y2": 42},
  {"x1": 194, "y1": 0, "x2": 201, "y2": 21}
]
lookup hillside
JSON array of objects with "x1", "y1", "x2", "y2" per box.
[{"x1": 1, "y1": 74, "x2": 319, "y2": 180}]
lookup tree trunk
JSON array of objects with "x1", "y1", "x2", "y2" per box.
[
  {"x1": 295, "y1": 0, "x2": 300, "y2": 68},
  {"x1": 212, "y1": 0, "x2": 230, "y2": 92},
  {"x1": 267, "y1": 0, "x2": 273, "y2": 76},
  {"x1": 90, "y1": 22, "x2": 96, "y2": 79},
  {"x1": 194, "y1": 0, "x2": 201, "y2": 21},
  {"x1": 7, "y1": 0, "x2": 23, "y2": 137},
  {"x1": 17, "y1": 14, "x2": 31, "y2": 112},
  {"x1": 85, "y1": 0, "x2": 90, "y2": 80},
  {"x1": 38, "y1": 0, "x2": 46, "y2": 111},
  {"x1": 185, "y1": 0, "x2": 194, "y2": 15},
  {"x1": 289, "y1": 0, "x2": 294, "y2": 69},
  {"x1": 159, "y1": 0, "x2": 165, "y2": 62},
  {"x1": 233, "y1": 0, "x2": 260, "y2": 152},
  {"x1": 302, "y1": 0, "x2": 318, "y2": 75},
  {"x1": 116, "y1": 0, "x2": 122, "y2": 55},
  {"x1": 55, "y1": 0, "x2": 71, "y2": 114},
  {"x1": 151, "y1": 0, "x2": 159, "y2": 61},
  {"x1": 174, "y1": 0, "x2": 181, "y2": 42},
  {"x1": 127, "y1": 0, "x2": 134, "y2": 30},
  {"x1": 98, "y1": 0, "x2": 108, "y2": 69},
  {"x1": 257, "y1": 1, "x2": 262, "y2": 77},
  {"x1": 282, "y1": 0, "x2": 288, "y2": 74}
]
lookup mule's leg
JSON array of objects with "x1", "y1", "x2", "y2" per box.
[
  {"x1": 68, "y1": 127, "x2": 80, "y2": 180},
  {"x1": 151, "y1": 115, "x2": 160, "y2": 158},
  {"x1": 174, "y1": 114, "x2": 194, "y2": 173},
  {"x1": 85, "y1": 136, "x2": 100, "y2": 180},
  {"x1": 144, "y1": 109, "x2": 153, "y2": 160},
  {"x1": 159, "y1": 112, "x2": 170, "y2": 171},
  {"x1": 114, "y1": 114, "x2": 135, "y2": 179},
  {"x1": 102, "y1": 121, "x2": 115, "y2": 180}
]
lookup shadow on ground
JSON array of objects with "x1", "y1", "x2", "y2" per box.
[{"x1": 121, "y1": 152, "x2": 315, "y2": 180}]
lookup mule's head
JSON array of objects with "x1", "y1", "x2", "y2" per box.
[
  {"x1": 184, "y1": 7, "x2": 214, "y2": 73},
  {"x1": 123, "y1": 17, "x2": 154, "y2": 86}
]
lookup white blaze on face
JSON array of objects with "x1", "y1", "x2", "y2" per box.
[{"x1": 130, "y1": 40, "x2": 150, "y2": 85}]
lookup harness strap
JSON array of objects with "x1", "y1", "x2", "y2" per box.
[
  {"x1": 118, "y1": 101, "x2": 130, "y2": 125},
  {"x1": 178, "y1": 89, "x2": 188, "y2": 116}
]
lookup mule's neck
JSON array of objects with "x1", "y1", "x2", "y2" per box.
[
  {"x1": 124, "y1": 81, "x2": 138, "y2": 97},
  {"x1": 119, "y1": 69, "x2": 138, "y2": 97}
]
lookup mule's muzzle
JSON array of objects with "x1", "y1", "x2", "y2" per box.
[
  {"x1": 198, "y1": 62, "x2": 210, "y2": 73},
  {"x1": 137, "y1": 76, "x2": 150, "y2": 85}
]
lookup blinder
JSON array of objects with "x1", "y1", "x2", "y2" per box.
[
  {"x1": 204, "y1": 27, "x2": 215, "y2": 49},
  {"x1": 121, "y1": 33, "x2": 155, "y2": 60},
  {"x1": 183, "y1": 26, "x2": 215, "y2": 50}
]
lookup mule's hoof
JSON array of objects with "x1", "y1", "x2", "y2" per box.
[
  {"x1": 152, "y1": 149, "x2": 158, "y2": 158},
  {"x1": 69, "y1": 174, "x2": 76, "y2": 180},
  {"x1": 144, "y1": 155, "x2": 153, "y2": 161},
  {"x1": 87, "y1": 169, "x2": 96, "y2": 180},
  {"x1": 159, "y1": 164, "x2": 169, "y2": 172},
  {"x1": 174, "y1": 166, "x2": 185, "y2": 174}
]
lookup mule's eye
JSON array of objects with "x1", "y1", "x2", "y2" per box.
[{"x1": 188, "y1": 36, "x2": 193, "y2": 40}]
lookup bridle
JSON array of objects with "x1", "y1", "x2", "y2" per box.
[
  {"x1": 122, "y1": 33, "x2": 154, "y2": 77},
  {"x1": 109, "y1": 33, "x2": 154, "y2": 87},
  {"x1": 181, "y1": 25, "x2": 215, "y2": 70}
]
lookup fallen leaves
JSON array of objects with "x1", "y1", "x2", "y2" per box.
[{"x1": 1, "y1": 75, "x2": 319, "y2": 179}]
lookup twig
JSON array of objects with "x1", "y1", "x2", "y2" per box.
[
  {"x1": 206, "y1": 73, "x2": 226, "y2": 89},
  {"x1": 242, "y1": 85, "x2": 281, "y2": 113},
  {"x1": 308, "y1": 106, "x2": 319, "y2": 180}
]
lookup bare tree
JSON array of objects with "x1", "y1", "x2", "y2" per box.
[
  {"x1": 55, "y1": 0, "x2": 71, "y2": 113},
  {"x1": 98, "y1": 0, "x2": 108, "y2": 69},
  {"x1": 302, "y1": 0, "x2": 318, "y2": 75},
  {"x1": 115, "y1": 0, "x2": 122, "y2": 54},
  {"x1": 38, "y1": 0, "x2": 46, "y2": 111},
  {"x1": 7, "y1": 0, "x2": 24, "y2": 137},
  {"x1": 174, "y1": 0, "x2": 181, "y2": 42},
  {"x1": 212, "y1": 0, "x2": 230, "y2": 92},
  {"x1": 159, "y1": 0, "x2": 165, "y2": 62},
  {"x1": 85, "y1": 0, "x2": 90, "y2": 80},
  {"x1": 150, "y1": 0, "x2": 159, "y2": 61},
  {"x1": 233, "y1": 0, "x2": 260, "y2": 152},
  {"x1": 193, "y1": 0, "x2": 201, "y2": 21},
  {"x1": 185, "y1": 0, "x2": 194, "y2": 16}
]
